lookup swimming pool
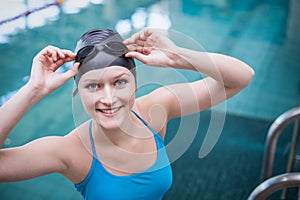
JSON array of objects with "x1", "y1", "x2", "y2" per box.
[{"x1": 0, "y1": 0, "x2": 299, "y2": 199}]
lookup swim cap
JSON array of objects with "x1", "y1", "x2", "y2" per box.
[{"x1": 74, "y1": 29, "x2": 136, "y2": 86}]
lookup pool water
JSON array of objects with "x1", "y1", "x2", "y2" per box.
[{"x1": 0, "y1": 0, "x2": 299, "y2": 199}]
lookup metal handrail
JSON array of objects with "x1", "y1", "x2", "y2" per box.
[
  {"x1": 248, "y1": 173, "x2": 300, "y2": 200},
  {"x1": 261, "y1": 107, "x2": 300, "y2": 181}
]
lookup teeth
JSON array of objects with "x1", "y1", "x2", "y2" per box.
[{"x1": 100, "y1": 107, "x2": 119, "y2": 114}]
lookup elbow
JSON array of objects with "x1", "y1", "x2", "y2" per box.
[
  {"x1": 239, "y1": 66, "x2": 255, "y2": 88},
  {"x1": 227, "y1": 65, "x2": 255, "y2": 93},
  {"x1": 242, "y1": 66, "x2": 255, "y2": 88},
  {"x1": 219, "y1": 55, "x2": 255, "y2": 89},
  {"x1": 225, "y1": 65, "x2": 255, "y2": 90},
  {"x1": 233, "y1": 56, "x2": 255, "y2": 89},
  {"x1": 233, "y1": 60, "x2": 255, "y2": 89}
]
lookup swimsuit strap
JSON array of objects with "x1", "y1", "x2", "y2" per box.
[
  {"x1": 88, "y1": 111, "x2": 159, "y2": 158},
  {"x1": 88, "y1": 120, "x2": 98, "y2": 158},
  {"x1": 131, "y1": 110, "x2": 157, "y2": 135}
]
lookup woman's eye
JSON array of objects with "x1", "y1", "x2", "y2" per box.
[
  {"x1": 115, "y1": 79, "x2": 127, "y2": 87},
  {"x1": 87, "y1": 83, "x2": 99, "y2": 90}
]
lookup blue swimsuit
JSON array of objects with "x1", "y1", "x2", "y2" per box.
[{"x1": 75, "y1": 111, "x2": 173, "y2": 200}]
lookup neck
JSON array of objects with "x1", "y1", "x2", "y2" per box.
[{"x1": 92, "y1": 111, "x2": 152, "y2": 147}]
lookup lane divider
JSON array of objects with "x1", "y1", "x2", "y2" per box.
[{"x1": 0, "y1": 0, "x2": 64, "y2": 26}]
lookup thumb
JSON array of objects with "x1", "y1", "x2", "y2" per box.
[
  {"x1": 61, "y1": 62, "x2": 79, "y2": 80},
  {"x1": 125, "y1": 52, "x2": 148, "y2": 64}
]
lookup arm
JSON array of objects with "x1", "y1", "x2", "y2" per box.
[
  {"x1": 0, "y1": 136, "x2": 68, "y2": 182},
  {"x1": 0, "y1": 45, "x2": 78, "y2": 147},
  {"x1": 124, "y1": 28, "x2": 254, "y2": 119},
  {"x1": 0, "y1": 45, "x2": 78, "y2": 181}
]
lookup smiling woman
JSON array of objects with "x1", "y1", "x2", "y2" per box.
[{"x1": 0, "y1": 27, "x2": 254, "y2": 200}]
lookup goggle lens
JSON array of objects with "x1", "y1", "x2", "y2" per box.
[{"x1": 75, "y1": 41, "x2": 128, "y2": 63}]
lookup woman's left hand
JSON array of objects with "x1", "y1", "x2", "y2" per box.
[{"x1": 123, "y1": 28, "x2": 179, "y2": 68}]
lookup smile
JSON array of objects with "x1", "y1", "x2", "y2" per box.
[{"x1": 97, "y1": 106, "x2": 122, "y2": 115}]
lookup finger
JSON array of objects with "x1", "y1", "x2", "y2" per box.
[
  {"x1": 136, "y1": 39, "x2": 147, "y2": 47},
  {"x1": 61, "y1": 62, "x2": 79, "y2": 80},
  {"x1": 56, "y1": 57, "x2": 75, "y2": 65},
  {"x1": 141, "y1": 47, "x2": 152, "y2": 55},
  {"x1": 50, "y1": 50, "x2": 75, "y2": 69},
  {"x1": 125, "y1": 52, "x2": 148, "y2": 64},
  {"x1": 39, "y1": 46, "x2": 54, "y2": 59},
  {"x1": 62, "y1": 57, "x2": 76, "y2": 63},
  {"x1": 143, "y1": 28, "x2": 153, "y2": 37},
  {"x1": 61, "y1": 50, "x2": 76, "y2": 61},
  {"x1": 123, "y1": 29, "x2": 146, "y2": 45},
  {"x1": 48, "y1": 46, "x2": 72, "y2": 62},
  {"x1": 138, "y1": 28, "x2": 154, "y2": 41},
  {"x1": 126, "y1": 44, "x2": 137, "y2": 52},
  {"x1": 49, "y1": 46, "x2": 63, "y2": 61},
  {"x1": 52, "y1": 56, "x2": 75, "y2": 71},
  {"x1": 51, "y1": 59, "x2": 65, "y2": 70},
  {"x1": 61, "y1": 49, "x2": 76, "y2": 58},
  {"x1": 55, "y1": 47, "x2": 65, "y2": 59},
  {"x1": 127, "y1": 44, "x2": 152, "y2": 55},
  {"x1": 123, "y1": 32, "x2": 139, "y2": 45},
  {"x1": 123, "y1": 37, "x2": 135, "y2": 45},
  {"x1": 39, "y1": 46, "x2": 60, "y2": 62},
  {"x1": 126, "y1": 40, "x2": 146, "y2": 51},
  {"x1": 59, "y1": 63, "x2": 79, "y2": 82}
]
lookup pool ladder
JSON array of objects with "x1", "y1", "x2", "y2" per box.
[{"x1": 248, "y1": 106, "x2": 300, "y2": 200}]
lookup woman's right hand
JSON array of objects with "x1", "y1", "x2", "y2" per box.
[{"x1": 29, "y1": 45, "x2": 79, "y2": 96}]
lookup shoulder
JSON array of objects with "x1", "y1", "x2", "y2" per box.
[
  {"x1": 58, "y1": 121, "x2": 93, "y2": 183},
  {"x1": 135, "y1": 91, "x2": 170, "y2": 138}
]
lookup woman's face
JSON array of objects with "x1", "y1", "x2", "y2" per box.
[{"x1": 78, "y1": 66, "x2": 136, "y2": 130}]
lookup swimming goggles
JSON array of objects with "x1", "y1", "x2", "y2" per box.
[{"x1": 75, "y1": 41, "x2": 129, "y2": 63}]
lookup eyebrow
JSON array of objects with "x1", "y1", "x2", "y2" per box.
[
  {"x1": 81, "y1": 72, "x2": 130, "y2": 83},
  {"x1": 114, "y1": 72, "x2": 130, "y2": 79}
]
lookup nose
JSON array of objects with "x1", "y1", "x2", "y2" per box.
[{"x1": 98, "y1": 85, "x2": 115, "y2": 105}]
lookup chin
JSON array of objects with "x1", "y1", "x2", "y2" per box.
[{"x1": 93, "y1": 108, "x2": 128, "y2": 130}]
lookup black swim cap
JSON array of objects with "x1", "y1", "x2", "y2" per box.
[{"x1": 74, "y1": 29, "x2": 136, "y2": 86}]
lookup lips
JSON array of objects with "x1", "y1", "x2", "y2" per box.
[{"x1": 96, "y1": 106, "x2": 122, "y2": 115}]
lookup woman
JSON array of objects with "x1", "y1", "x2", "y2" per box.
[{"x1": 0, "y1": 28, "x2": 254, "y2": 199}]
